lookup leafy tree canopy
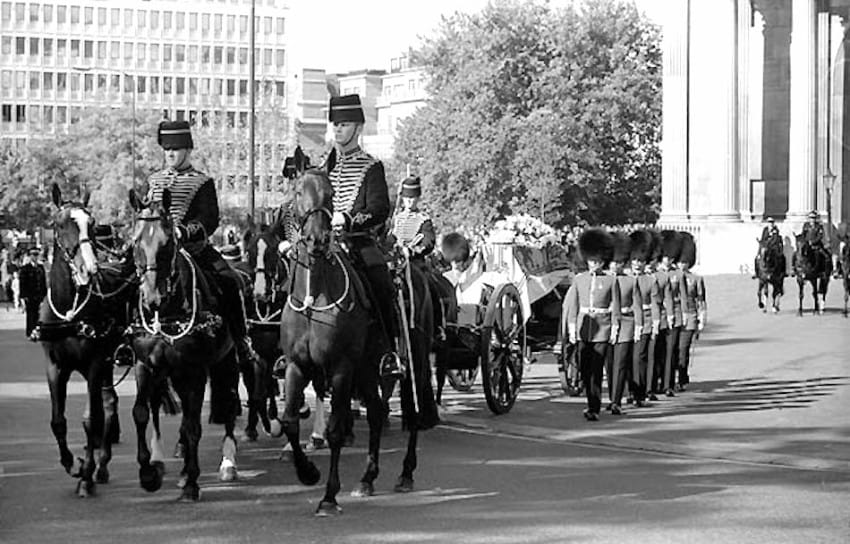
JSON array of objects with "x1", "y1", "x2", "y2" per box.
[{"x1": 393, "y1": 0, "x2": 661, "y2": 231}]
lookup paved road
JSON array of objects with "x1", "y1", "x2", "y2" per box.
[{"x1": 0, "y1": 275, "x2": 849, "y2": 543}]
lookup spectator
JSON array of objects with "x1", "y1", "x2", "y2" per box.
[{"x1": 19, "y1": 248, "x2": 47, "y2": 337}]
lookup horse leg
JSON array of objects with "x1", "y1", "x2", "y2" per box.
[
  {"x1": 394, "y1": 429, "x2": 418, "y2": 493},
  {"x1": 46, "y1": 361, "x2": 79, "y2": 476},
  {"x1": 380, "y1": 375, "x2": 396, "y2": 427},
  {"x1": 797, "y1": 278, "x2": 804, "y2": 316},
  {"x1": 351, "y1": 364, "x2": 384, "y2": 499},
  {"x1": 76, "y1": 367, "x2": 104, "y2": 498},
  {"x1": 177, "y1": 375, "x2": 205, "y2": 502},
  {"x1": 280, "y1": 363, "x2": 321, "y2": 486},
  {"x1": 757, "y1": 281, "x2": 765, "y2": 310},
  {"x1": 215, "y1": 354, "x2": 240, "y2": 482},
  {"x1": 240, "y1": 355, "x2": 259, "y2": 442},
  {"x1": 133, "y1": 363, "x2": 164, "y2": 493},
  {"x1": 95, "y1": 362, "x2": 117, "y2": 485},
  {"x1": 317, "y1": 370, "x2": 354, "y2": 516}
]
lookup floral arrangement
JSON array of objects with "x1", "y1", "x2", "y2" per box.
[{"x1": 487, "y1": 213, "x2": 560, "y2": 248}]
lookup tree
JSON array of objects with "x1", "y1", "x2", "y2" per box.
[{"x1": 394, "y1": 0, "x2": 661, "y2": 231}]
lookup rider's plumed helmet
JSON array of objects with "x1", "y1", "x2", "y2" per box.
[
  {"x1": 659, "y1": 230, "x2": 683, "y2": 261},
  {"x1": 328, "y1": 94, "x2": 365, "y2": 124},
  {"x1": 610, "y1": 231, "x2": 631, "y2": 264},
  {"x1": 807, "y1": 210, "x2": 819, "y2": 220},
  {"x1": 578, "y1": 228, "x2": 614, "y2": 264},
  {"x1": 678, "y1": 232, "x2": 697, "y2": 267},
  {"x1": 628, "y1": 230, "x2": 655, "y2": 262},
  {"x1": 158, "y1": 120, "x2": 193, "y2": 150},
  {"x1": 400, "y1": 176, "x2": 422, "y2": 198}
]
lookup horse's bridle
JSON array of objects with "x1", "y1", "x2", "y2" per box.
[
  {"x1": 297, "y1": 206, "x2": 333, "y2": 232},
  {"x1": 134, "y1": 213, "x2": 179, "y2": 288}
]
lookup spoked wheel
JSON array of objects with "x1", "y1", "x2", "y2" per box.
[
  {"x1": 480, "y1": 284, "x2": 525, "y2": 415},
  {"x1": 446, "y1": 367, "x2": 479, "y2": 392}
]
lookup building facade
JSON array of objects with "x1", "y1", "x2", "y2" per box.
[
  {"x1": 0, "y1": 0, "x2": 292, "y2": 210},
  {"x1": 660, "y1": 0, "x2": 850, "y2": 273}
]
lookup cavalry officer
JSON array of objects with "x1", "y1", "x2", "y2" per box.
[
  {"x1": 390, "y1": 176, "x2": 436, "y2": 263},
  {"x1": 630, "y1": 230, "x2": 660, "y2": 407},
  {"x1": 661, "y1": 230, "x2": 684, "y2": 397},
  {"x1": 563, "y1": 228, "x2": 621, "y2": 421},
  {"x1": 324, "y1": 94, "x2": 401, "y2": 378},
  {"x1": 145, "y1": 120, "x2": 260, "y2": 370},
  {"x1": 608, "y1": 232, "x2": 643, "y2": 415},
  {"x1": 675, "y1": 232, "x2": 706, "y2": 391},
  {"x1": 801, "y1": 210, "x2": 834, "y2": 269},
  {"x1": 647, "y1": 230, "x2": 678, "y2": 399},
  {"x1": 754, "y1": 217, "x2": 782, "y2": 278}
]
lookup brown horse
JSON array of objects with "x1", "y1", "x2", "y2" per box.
[
  {"x1": 756, "y1": 236, "x2": 785, "y2": 313},
  {"x1": 793, "y1": 233, "x2": 831, "y2": 316},
  {"x1": 128, "y1": 189, "x2": 243, "y2": 501},
  {"x1": 39, "y1": 183, "x2": 137, "y2": 497}
]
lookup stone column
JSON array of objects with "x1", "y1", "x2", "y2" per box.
[
  {"x1": 687, "y1": 0, "x2": 739, "y2": 221},
  {"x1": 739, "y1": 0, "x2": 752, "y2": 220},
  {"x1": 816, "y1": 1, "x2": 830, "y2": 215},
  {"x1": 660, "y1": 0, "x2": 690, "y2": 222},
  {"x1": 787, "y1": 0, "x2": 819, "y2": 220}
]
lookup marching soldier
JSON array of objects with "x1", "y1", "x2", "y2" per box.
[
  {"x1": 144, "y1": 120, "x2": 260, "y2": 370},
  {"x1": 647, "y1": 230, "x2": 677, "y2": 399},
  {"x1": 608, "y1": 232, "x2": 643, "y2": 415},
  {"x1": 324, "y1": 94, "x2": 402, "y2": 378},
  {"x1": 563, "y1": 228, "x2": 621, "y2": 421},
  {"x1": 676, "y1": 232, "x2": 706, "y2": 391},
  {"x1": 630, "y1": 230, "x2": 660, "y2": 407},
  {"x1": 661, "y1": 230, "x2": 684, "y2": 397}
]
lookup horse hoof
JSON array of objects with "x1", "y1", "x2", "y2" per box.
[
  {"x1": 299, "y1": 404, "x2": 311, "y2": 420},
  {"x1": 95, "y1": 465, "x2": 110, "y2": 484},
  {"x1": 139, "y1": 461, "x2": 165, "y2": 493},
  {"x1": 70, "y1": 457, "x2": 85, "y2": 478},
  {"x1": 315, "y1": 500, "x2": 342, "y2": 517},
  {"x1": 304, "y1": 437, "x2": 326, "y2": 453},
  {"x1": 296, "y1": 461, "x2": 321, "y2": 486},
  {"x1": 350, "y1": 482, "x2": 374, "y2": 498},
  {"x1": 242, "y1": 428, "x2": 259, "y2": 442},
  {"x1": 393, "y1": 476, "x2": 414, "y2": 493},
  {"x1": 268, "y1": 418, "x2": 284, "y2": 438},
  {"x1": 176, "y1": 474, "x2": 188, "y2": 489},
  {"x1": 76, "y1": 479, "x2": 95, "y2": 498},
  {"x1": 173, "y1": 442, "x2": 185, "y2": 459},
  {"x1": 758, "y1": 302, "x2": 765, "y2": 309},
  {"x1": 177, "y1": 484, "x2": 201, "y2": 502},
  {"x1": 219, "y1": 465, "x2": 238, "y2": 482}
]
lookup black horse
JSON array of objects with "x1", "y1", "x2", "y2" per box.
[
  {"x1": 756, "y1": 236, "x2": 786, "y2": 313},
  {"x1": 792, "y1": 233, "x2": 832, "y2": 316},
  {"x1": 128, "y1": 189, "x2": 251, "y2": 501},
  {"x1": 39, "y1": 184, "x2": 137, "y2": 497}
]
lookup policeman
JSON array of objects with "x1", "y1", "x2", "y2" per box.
[
  {"x1": 801, "y1": 210, "x2": 834, "y2": 273},
  {"x1": 324, "y1": 94, "x2": 401, "y2": 378},
  {"x1": 676, "y1": 232, "x2": 706, "y2": 391},
  {"x1": 754, "y1": 217, "x2": 783, "y2": 278},
  {"x1": 145, "y1": 120, "x2": 260, "y2": 369},
  {"x1": 563, "y1": 228, "x2": 621, "y2": 422}
]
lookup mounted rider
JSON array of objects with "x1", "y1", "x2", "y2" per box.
[
  {"x1": 390, "y1": 176, "x2": 436, "y2": 264},
  {"x1": 754, "y1": 217, "x2": 783, "y2": 278},
  {"x1": 144, "y1": 120, "x2": 260, "y2": 369},
  {"x1": 324, "y1": 94, "x2": 402, "y2": 378},
  {"x1": 800, "y1": 209, "x2": 833, "y2": 269}
]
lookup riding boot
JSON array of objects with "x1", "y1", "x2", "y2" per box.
[{"x1": 363, "y1": 263, "x2": 404, "y2": 379}]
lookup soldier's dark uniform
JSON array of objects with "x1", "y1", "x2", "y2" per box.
[
  {"x1": 661, "y1": 230, "x2": 684, "y2": 397},
  {"x1": 609, "y1": 232, "x2": 643, "y2": 415},
  {"x1": 630, "y1": 230, "x2": 660, "y2": 407},
  {"x1": 325, "y1": 94, "x2": 399, "y2": 373},
  {"x1": 145, "y1": 120, "x2": 259, "y2": 368},
  {"x1": 563, "y1": 229, "x2": 621, "y2": 421},
  {"x1": 390, "y1": 177, "x2": 436, "y2": 263},
  {"x1": 647, "y1": 230, "x2": 676, "y2": 399},
  {"x1": 676, "y1": 232, "x2": 706, "y2": 390}
]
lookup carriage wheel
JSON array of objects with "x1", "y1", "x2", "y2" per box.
[
  {"x1": 480, "y1": 284, "x2": 525, "y2": 415},
  {"x1": 446, "y1": 367, "x2": 479, "y2": 392}
]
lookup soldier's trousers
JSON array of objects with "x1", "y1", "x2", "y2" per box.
[
  {"x1": 611, "y1": 341, "x2": 633, "y2": 407},
  {"x1": 631, "y1": 333, "x2": 651, "y2": 402},
  {"x1": 663, "y1": 326, "x2": 682, "y2": 392},
  {"x1": 579, "y1": 341, "x2": 608, "y2": 414},
  {"x1": 678, "y1": 329, "x2": 696, "y2": 387},
  {"x1": 648, "y1": 329, "x2": 667, "y2": 394}
]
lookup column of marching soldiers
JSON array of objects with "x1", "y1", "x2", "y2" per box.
[{"x1": 562, "y1": 227, "x2": 706, "y2": 422}]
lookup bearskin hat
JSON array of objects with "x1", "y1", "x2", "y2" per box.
[
  {"x1": 610, "y1": 231, "x2": 631, "y2": 263},
  {"x1": 578, "y1": 228, "x2": 614, "y2": 263},
  {"x1": 678, "y1": 232, "x2": 697, "y2": 267},
  {"x1": 649, "y1": 230, "x2": 663, "y2": 262},
  {"x1": 629, "y1": 230, "x2": 655, "y2": 262},
  {"x1": 659, "y1": 230, "x2": 683, "y2": 261},
  {"x1": 441, "y1": 232, "x2": 470, "y2": 264}
]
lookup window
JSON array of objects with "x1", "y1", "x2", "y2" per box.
[
  {"x1": 110, "y1": 41, "x2": 119, "y2": 60},
  {"x1": 29, "y1": 2, "x2": 37, "y2": 23},
  {"x1": 226, "y1": 111, "x2": 234, "y2": 128},
  {"x1": 1, "y1": 104, "x2": 10, "y2": 123},
  {"x1": 57, "y1": 5, "x2": 65, "y2": 24},
  {"x1": 124, "y1": 75, "x2": 133, "y2": 93},
  {"x1": 201, "y1": 46, "x2": 210, "y2": 64},
  {"x1": 239, "y1": 15, "x2": 247, "y2": 34},
  {"x1": 239, "y1": 112, "x2": 247, "y2": 128},
  {"x1": 57, "y1": 39, "x2": 65, "y2": 57},
  {"x1": 263, "y1": 49, "x2": 271, "y2": 66},
  {"x1": 42, "y1": 71, "x2": 53, "y2": 90},
  {"x1": 276, "y1": 17, "x2": 284, "y2": 35},
  {"x1": 97, "y1": 41, "x2": 106, "y2": 60},
  {"x1": 83, "y1": 73, "x2": 92, "y2": 92},
  {"x1": 212, "y1": 78, "x2": 222, "y2": 95},
  {"x1": 214, "y1": 14, "x2": 222, "y2": 35},
  {"x1": 43, "y1": 38, "x2": 51, "y2": 57},
  {"x1": 226, "y1": 14, "x2": 235, "y2": 34},
  {"x1": 137, "y1": 9, "x2": 145, "y2": 28},
  {"x1": 226, "y1": 47, "x2": 234, "y2": 65},
  {"x1": 97, "y1": 74, "x2": 106, "y2": 91},
  {"x1": 43, "y1": 105, "x2": 53, "y2": 124},
  {"x1": 70, "y1": 5, "x2": 78, "y2": 24},
  {"x1": 175, "y1": 109, "x2": 184, "y2": 121},
  {"x1": 150, "y1": 10, "x2": 158, "y2": 30},
  {"x1": 29, "y1": 37, "x2": 38, "y2": 56},
  {"x1": 189, "y1": 78, "x2": 197, "y2": 95},
  {"x1": 163, "y1": 44, "x2": 172, "y2": 62},
  {"x1": 96, "y1": 7, "x2": 104, "y2": 26},
  {"x1": 29, "y1": 71, "x2": 38, "y2": 90},
  {"x1": 275, "y1": 49, "x2": 284, "y2": 67},
  {"x1": 123, "y1": 8, "x2": 132, "y2": 27},
  {"x1": 201, "y1": 13, "x2": 209, "y2": 34},
  {"x1": 150, "y1": 76, "x2": 159, "y2": 94},
  {"x1": 15, "y1": 37, "x2": 24, "y2": 55},
  {"x1": 83, "y1": 40, "x2": 92, "y2": 59},
  {"x1": 213, "y1": 46, "x2": 222, "y2": 64},
  {"x1": 275, "y1": 81, "x2": 284, "y2": 97},
  {"x1": 56, "y1": 72, "x2": 66, "y2": 91},
  {"x1": 201, "y1": 110, "x2": 209, "y2": 127},
  {"x1": 69, "y1": 106, "x2": 78, "y2": 124},
  {"x1": 137, "y1": 75, "x2": 145, "y2": 93},
  {"x1": 1, "y1": 3, "x2": 10, "y2": 23},
  {"x1": 57, "y1": 106, "x2": 67, "y2": 125},
  {"x1": 15, "y1": 104, "x2": 25, "y2": 122},
  {"x1": 150, "y1": 44, "x2": 159, "y2": 62},
  {"x1": 70, "y1": 39, "x2": 78, "y2": 58},
  {"x1": 15, "y1": 2, "x2": 24, "y2": 22},
  {"x1": 176, "y1": 44, "x2": 185, "y2": 62},
  {"x1": 43, "y1": 3, "x2": 52, "y2": 23},
  {"x1": 263, "y1": 16, "x2": 272, "y2": 34},
  {"x1": 0, "y1": 37, "x2": 10, "y2": 55},
  {"x1": 189, "y1": 12, "x2": 197, "y2": 31},
  {"x1": 110, "y1": 7, "x2": 118, "y2": 26},
  {"x1": 163, "y1": 76, "x2": 171, "y2": 94},
  {"x1": 136, "y1": 42, "x2": 145, "y2": 60},
  {"x1": 226, "y1": 79, "x2": 234, "y2": 96},
  {"x1": 69, "y1": 72, "x2": 79, "y2": 91},
  {"x1": 200, "y1": 78, "x2": 209, "y2": 94},
  {"x1": 176, "y1": 77, "x2": 184, "y2": 95},
  {"x1": 163, "y1": 11, "x2": 171, "y2": 30},
  {"x1": 28, "y1": 105, "x2": 39, "y2": 126},
  {"x1": 176, "y1": 11, "x2": 184, "y2": 30},
  {"x1": 239, "y1": 47, "x2": 247, "y2": 66},
  {"x1": 239, "y1": 79, "x2": 247, "y2": 95},
  {"x1": 189, "y1": 110, "x2": 197, "y2": 124},
  {"x1": 84, "y1": 7, "x2": 92, "y2": 25},
  {"x1": 188, "y1": 45, "x2": 197, "y2": 63},
  {"x1": 110, "y1": 74, "x2": 119, "y2": 92}
]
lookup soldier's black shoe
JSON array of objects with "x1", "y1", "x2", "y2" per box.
[
  {"x1": 648, "y1": 393, "x2": 659, "y2": 401},
  {"x1": 236, "y1": 337, "x2": 261, "y2": 367},
  {"x1": 665, "y1": 388, "x2": 676, "y2": 397},
  {"x1": 380, "y1": 352, "x2": 405, "y2": 380},
  {"x1": 583, "y1": 409, "x2": 599, "y2": 421},
  {"x1": 611, "y1": 404, "x2": 623, "y2": 415}
]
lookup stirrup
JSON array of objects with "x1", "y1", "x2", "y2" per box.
[{"x1": 380, "y1": 352, "x2": 405, "y2": 379}]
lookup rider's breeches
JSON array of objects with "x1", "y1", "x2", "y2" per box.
[
  {"x1": 663, "y1": 326, "x2": 681, "y2": 392},
  {"x1": 214, "y1": 265, "x2": 250, "y2": 339},
  {"x1": 677, "y1": 329, "x2": 696, "y2": 387},
  {"x1": 632, "y1": 333, "x2": 651, "y2": 402},
  {"x1": 579, "y1": 341, "x2": 607, "y2": 414},
  {"x1": 648, "y1": 329, "x2": 667, "y2": 394},
  {"x1": 363, "y1": 263, "x2": 398, "y2": 341},
  {"x1": 611, "y1": 341, "x2": 633, "y2": 406}
]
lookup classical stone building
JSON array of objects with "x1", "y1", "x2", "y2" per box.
[{"x1": 659, "y1": 0, "x2": 849, "y2": 273}]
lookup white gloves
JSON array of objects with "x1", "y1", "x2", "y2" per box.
[{"x1": 331, "y1": 212, "x2": 346, "y2": 230}]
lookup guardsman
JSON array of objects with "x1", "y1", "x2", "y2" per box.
[
  {"x1": 145, "y1": 120, "x2": 260, "y2": 369},
  {"x1": 390, "y1": 176, "x2": 436, "y2": 264},
  {"x1": 660, "y1": 230, "x2": 684, "y2": 397},
  {"x1": 630, "y1": 230, "x2": 660, "y2": 407},
  {"x1": 563, "y1": 228, "x2": 621, "y2": 421},
  {"x1": 608, "y1": 232, "x2": 643, "y2": 415},
  {"x1": 647, "y1": 230, "x2": 678, "y2": 399},
  {"x1": 324, "y1": 94, "x2": 401, "y2": 378},
  {"x1": 676, "y1": 232, "x2": 706, "y2": 391}
]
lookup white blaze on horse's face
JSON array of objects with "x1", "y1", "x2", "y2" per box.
[
  {"x1": 253, "y1": 237, "x2": 268, "y2": 299},
  {"x1": 69, "y1": 207, "x2": 98, "y2": 285},
  {"x1": 134, "y1": 210, "x2": 171, "y2": 310}
]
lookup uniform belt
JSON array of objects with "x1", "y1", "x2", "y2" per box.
[
  {"x1": 580, "y1": 307, "x2": 611, "y2": 315},
  {"x1": 642, "y1": 304, "x2": 653, "y2": 310},
  {"x1": 620, "y1": 307, "x2": 634, "y2": 315},
  {"x1": 672, "y1": 297, "x2": 681, "y2": 303}
]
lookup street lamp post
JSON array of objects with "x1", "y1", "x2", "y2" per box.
[{"x1": 248, "y1": 0, "x2": 256, "y2": 222}]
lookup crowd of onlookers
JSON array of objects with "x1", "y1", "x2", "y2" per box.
[{"x1": 1, "y1": 245, "x2": 48, "y2": 337}]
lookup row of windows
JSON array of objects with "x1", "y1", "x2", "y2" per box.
[
  {"x1": 1, "y1": 70, "x2": 285, "y2": 99},
  {"x1": 2, "y1": 37, "x2": 285, "y2": 67},
  {"x1": 0, "y1": 3, "x2": 285, "y2": 37}
]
